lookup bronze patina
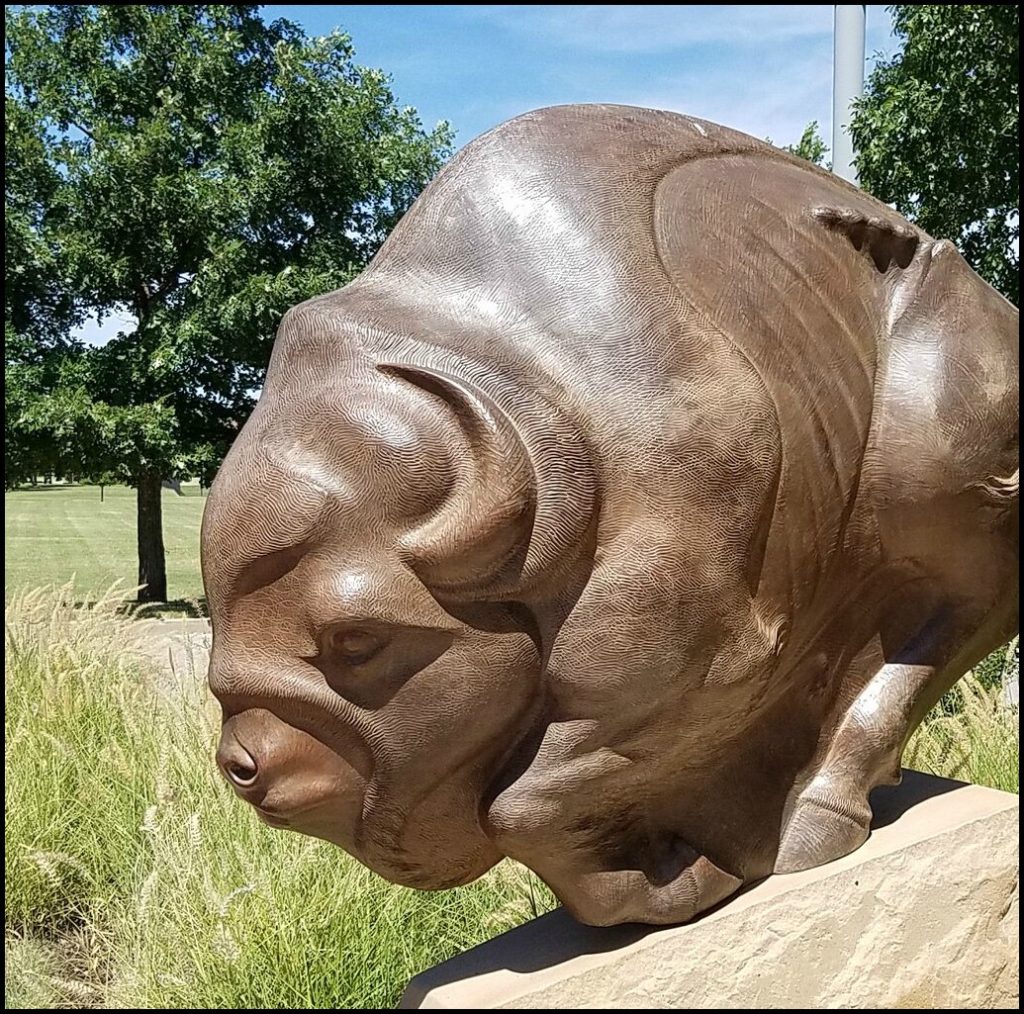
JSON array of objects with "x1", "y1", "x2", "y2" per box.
[{"x1": 202, "y1": 105, "x2": 1019, "y2": 926}]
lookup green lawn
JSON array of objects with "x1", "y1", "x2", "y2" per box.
[{"x1": 4, "y1": 484, "x2": 206, "y2": 608}]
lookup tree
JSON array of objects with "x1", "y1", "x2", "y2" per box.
[
  {"x1": 852, "y1": 5, "x2": 1019, "y2": 301},
  {"x1": 784, "y1": 121, "x2": 830, "y2": 169},
  {"x1": 5, "y1": 89, "x2": 82, "y2": 487},
  {"x1": 6, "y1": 5, "x2": 452, "y2": 600},
  {"x1": 5, "y1": 96, "x2": 76, "y2": 350}
]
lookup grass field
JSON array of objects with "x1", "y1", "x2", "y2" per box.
[{"x1": 5, "y1": 484, "x2": 206, "y2": 609}]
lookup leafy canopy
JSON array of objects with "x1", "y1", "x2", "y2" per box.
[
  {"x1": 5, "y1": 4, "x2": 453, "y2": 485},
  {"x1": 852, "y1": 5, "x2": 1019, "y2": 301},
  {"x1": 783, "y1": 121, "x2": 830, "y2": 169}
]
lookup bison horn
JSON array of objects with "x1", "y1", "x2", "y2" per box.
[{"x1": 378, "y1": 360, "x2": 597, "y2": 600}]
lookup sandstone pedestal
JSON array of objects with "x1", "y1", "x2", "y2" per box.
[{"x1": 402, "y1": 771, "x2": 1019, "y2": 1009}]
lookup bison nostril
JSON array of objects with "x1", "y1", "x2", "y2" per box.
[
  {"x1": 226, "y1": 758, "x2": 258, "y2": 787},
  {"x1": 218, "y1": 737, "x2": 260, "y2": 788}
]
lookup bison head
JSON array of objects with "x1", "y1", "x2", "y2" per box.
[{"x1": 201, "y1": 307, "x2": 596, "y2": 889}]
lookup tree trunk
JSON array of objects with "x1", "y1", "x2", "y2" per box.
[{"x1": 136, "y1": 471, "x2": 168, "y2": 602}]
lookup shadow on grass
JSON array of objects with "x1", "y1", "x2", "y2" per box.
[
  {"x1": 9, "y1": 483, "x2": 207, "y2": 497},
  {"x1": 70, "y1": 597, "x2": 210, "y2": 620},
  {"x1": 122, "y1": 598, "x2": 209, "y2": 620},
  {"x1": 8, "y1": 483, "x2": 86, "y2": 492}
]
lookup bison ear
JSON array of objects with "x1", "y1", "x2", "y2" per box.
[
  {"x1": 812, "y1": 206, "x2": 920, "y2": 272},
  {"x1": 378, "y1": 362, "x2": 534, "y2": 596},
  {"x1": 378, "y1": 360, "x2": 597, "y2": 601}
]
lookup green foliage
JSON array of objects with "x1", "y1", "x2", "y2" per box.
[
  {"x1": 973, "y1": 636, "x2": 1019, "y2": 693},
  {"x1": 906, "y1": 667, "x2": 1019, "y2": 794},
  {"x1": 783, "y1": 121, "x2": 831, "y2": 169},
  {"x1": 4, "y1": 93, "x2": 77, "y2": 347},
  {"x1": 5, "y1": 5, "x2": 451, "y2": 595},
  {"x1": 5, "y1": 934, "x2": 65, "y2": 1010},
  {"x1": 5, "y1": 330, "x2": 64, "y2": 488},
  {"x1": 852, "y1": 5, "x2": 1019, "y2": 300},
  {"x1": 4, "y1": 589, "x2": 555, "y2": 1008},
  {"x1": 5, "y1": 87, "x2": 79, "y2": 485}
]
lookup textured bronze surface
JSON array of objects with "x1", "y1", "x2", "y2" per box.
[{"x1": 202, "y1": 105, "x2": 1019, "y2": 927}]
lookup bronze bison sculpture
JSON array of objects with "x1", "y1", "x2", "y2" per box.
[{"x1": 202, "y1": 105, "x2": 1019, "y2": 927}]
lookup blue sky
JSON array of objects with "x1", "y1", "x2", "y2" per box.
[
  {"x1": 264, "y1": 4, "x2": 899, "y2": 147},
  {"x1": 78, "y1": 5, "x2": 899, "y2": 344}
]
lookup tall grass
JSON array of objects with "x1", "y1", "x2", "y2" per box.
[
  {"x1": 6, "y1": 586, "x2": 161, "y2": 933},
  {"x1": 906, "y1": 660, "x2": 1020, "y2": 794},
  {"x1": 5, "y1": 587, "x2": 553, "y2": 1009}
]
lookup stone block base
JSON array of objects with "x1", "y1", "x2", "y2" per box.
[{"x1": 402, "y1": 771, "x2": 1019, "y2": 1009}]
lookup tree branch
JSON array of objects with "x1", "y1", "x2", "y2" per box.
[{"x1": 67, "y1": 119, "x2": 97, "y2": 143}]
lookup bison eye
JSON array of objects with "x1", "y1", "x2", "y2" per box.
[{"x1": 330, "y1": 629, "x2": 384, "y2": 666}]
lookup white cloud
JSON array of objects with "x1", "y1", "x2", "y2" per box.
[
  {"x1": 478, "y1": 5, "x2": 891, "y2": 54},
  {"x1": 614, "y1": 47, "x2": 835, "y2": 147}
]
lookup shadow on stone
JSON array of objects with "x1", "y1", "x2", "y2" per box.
[
  {"x1": 399, "y1": 910, "x2": 648, "y2": 1007},
  {"x1": 868, "y1": 768, "x2": 964, "y2": 829}
]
